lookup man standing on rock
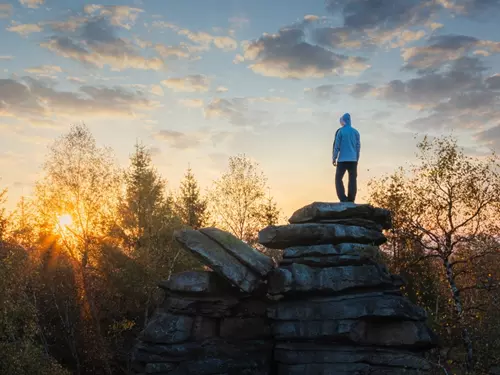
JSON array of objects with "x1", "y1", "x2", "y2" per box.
[{"x1": 332, "y1": 113, "x2": 361, "y2": 203}]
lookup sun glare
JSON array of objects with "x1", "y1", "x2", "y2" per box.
[{"x1": 58, "y1": 214, "x2": 73, "y2": 228}]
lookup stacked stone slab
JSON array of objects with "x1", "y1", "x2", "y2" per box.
[
  {"x1": 259, "y1": 202, "x2": 438, "y2": 375},
  {"x1": 132, "y1": 228, "x2": 275, "y2": 375}
]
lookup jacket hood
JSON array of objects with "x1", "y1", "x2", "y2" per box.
[{"x1": 341, "y1": 113, "x2": 351, "y2": 127}]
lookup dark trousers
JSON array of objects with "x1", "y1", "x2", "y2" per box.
[{"x1": 335, "y1": 162, "x2": 358, "y2": 202}]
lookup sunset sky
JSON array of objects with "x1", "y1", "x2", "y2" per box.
[{"x1": 1, "y1": 0, "x2": 500, "y2": 217}]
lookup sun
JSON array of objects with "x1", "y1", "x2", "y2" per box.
[{"x1": 58, "y1": 214, "x2": 73, "y2": 228}]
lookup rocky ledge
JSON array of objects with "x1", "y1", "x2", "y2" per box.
[{"x1": 132, "y1": 202, "x2": 438, "y2": 375}]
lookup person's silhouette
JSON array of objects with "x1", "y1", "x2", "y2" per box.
[{"x1": 332, "y1": 113, "x2": 361, "y2": 203}]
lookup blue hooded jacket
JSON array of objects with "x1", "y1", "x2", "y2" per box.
[{"x1": 332, "y1": 113, "x2": 360, "y2": 162}]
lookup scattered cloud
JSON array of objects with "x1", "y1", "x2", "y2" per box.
[
  {"x1": 66, "y1": 76, "x2": 86, "y2": 84},
  {"x1": 41, "y1": 17, "x2": 163, "y2": 71},
  {"x1": 178, "y1": 98, "x2": 204, "y2": 108},
  {"x1": 0, "y1": 3, "x2": 12, "y2": 18},
  {"x1": 25, "y1": 65, "x2": 63, "y2": 76},
  {"x1": 204, "y1": 97, "x2": 278, "y2": 127},
  {"x1": 304, "y1": 84, "x2": 337, "y2": 101},
  {"x1": 7, "y1": 23, "x2": 43, "y2": 36},
  {"x1": 154, "y1": 43, "x2": 193, "y2": 59},
  {"x1": 150, "y1": 84, "x2": 164, "y2": 97},
  {"x1": 19, "y1": 0, "x2": 44, "y2": 9},
  {"x1": 84, "y1": 5, "x2": 143, "y2": 29},
  {"x1": 152, "y1": 21, "x2": 238, "y2": 52},
  {"x1": 0, "y1": 76, "x2": 158, "y2": 122},
  {"x1": 0, "y1": 55, "x2": 14, "y2": 60},
  {"x1": 242, "y1": 27, "x2": 369, "y2": 79},
  {"x1": 155, "y1": 130, "x2": 202, "y2": 150},
  {"x1": 161, "y1": 75, "x2": 210, "y2": 92},
  {"x1": 371, "y1": 55, "x2": 500, "y2": 132},
  {"x1": 216, "y1": 86, "x2": 229, "y2": 93},
  {"x1": 229, "y1": 17, "x2": 250, "y2": 29},
  {"x1": 402, "y1": 34, "x2": 500, "y2": 73}
]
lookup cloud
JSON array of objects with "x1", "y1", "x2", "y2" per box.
[
  {"x1": 66, "y1": 76, "x2": 86, "y2": 84},
  {"x1": 476, "y1": 124, "x2": 500, "y2": 150},
  {"x1": 304, "y1": 84, "x2": 337, "y2": 101},
  {"x1": 0, "y1": 76, "x2": 158, "y2": 122},
  {"x1": 242, "y1": 27, "x2": 369, "y2": 79},
  {"x1": 155, "y1": 130, "x2": 202, "y2": 150},
  {"x1": 204, "y1": 97, "x2": 279, "y2": 127},
  {"x1": 19, "y1": 0, "x2": 44, "y2": 8},
  {"x1": 150, "y1": 84, "x2": 164, "y2": 97},
  {"x1": 154, "y1": 43, "x2": 193, "y2": 59},
  {"x1": 161, "y1": 75, "x2": 210, "y2": 92},
  {"x1": 25, "y1": 65, "x2": 63, "y2": 75},
  {"x1": 486, "y1": 74, "x2": 500, "y2": 90},
  {"x1": 0, "y1": 55, "x2": 14, "y2": 60},
  {"x1": 371, "y1": 55, "x2": 500, "y2": 131},
  {"x1": 84, "y1": 5, "x2": 143, "y2": 29},
  {"x1": 348, "y1": 83, "x2": 375, "y2": 98},
  {"x1": 152, "y1": 21, "x2": 238, "y2": 52},
  {"x1": 402, "y1": 34, "x2": 500, "y2": 73},
  {"x1": 178, "y1": 98, "x2": 204, "y2": 108},
  {"x1": 216, "y1": 86, "x2": 229, "y2": 93},
  {"x1": 0, "y1": 3, "x2": 12, "y2": 18},
  {"x1": 7, "y1": 23, "x2": 43, "y2": 36},
  {"x1": 41, "y1": 17, "x2": 163, "y2": 71}
]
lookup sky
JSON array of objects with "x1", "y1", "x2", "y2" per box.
[{"x1": 1, "y1": 0, "x2": 500, "y2": 217}]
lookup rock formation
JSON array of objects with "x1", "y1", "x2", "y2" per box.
[{"x1": 132, "y1": 202, "x2": 438, "y2": 375}]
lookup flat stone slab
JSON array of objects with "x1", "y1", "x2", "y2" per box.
[
  {"x1": 267, "y1": 293, "x2": 427, "y2": 321},
  {"x1": 275, "y1": 343, "x2": 431, "y2": 369},
  {"x1": 133, "y1": 339, "x2": 270, "y2": 364},
  {"x1": 258, "y1": 224, "x2": 387, "y2": 249},
  {"x1": 174, "y1": 229, "x2": 261, "y2": 293},
  {"x1": 277, "y1": 363, "x2": 422, "y2": 375},
  {"x1": 162, "y1": 295, "x2": 241, "y2": 317},
  {"x1": 139, "y1": 313, "x2": 216, "y2": 344},
  {"x1": 158, "y1": 270, "x2": 239, "y2": 296},
  {"x1": 268, "y1": 263, "x2": 394, "y2": 295},
  {"x1": 283, "y1": 243, "x2": 380, "y2": 259},
  {"x1": 272, "y1": 320, "x2": 437, "y2": 349},
  {"x1": 200, "y1": 227, "x2": 274, "y2": 277},
  {"x1": 289, "y1": 202, "x2": 391, "y2": 229}
]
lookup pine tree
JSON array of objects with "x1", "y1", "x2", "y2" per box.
[{"x1": 175, "y1": 167, "x2": 208, "y2": 230}]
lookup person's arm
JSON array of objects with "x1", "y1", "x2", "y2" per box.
[
  {"x1": 333, "y1": 129, "x2": 341, "y2": 162},
  {"x1": 356, "y1": 131, "x2": 361, "y2": 161}
]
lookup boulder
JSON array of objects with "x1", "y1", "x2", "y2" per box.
[
  {"x1": 200, "y1": 227, "x2": 274, "y2": 276},
  {"x1": 272, "y1": 320, "x2": 437, "y2": 349},
  {"x1": 275, "y1": 343, "x2": 431, "y2": 369},
  {"x1": 267, "y1": 293, "x2": 427, "y2": 321},
  {"x1": 173, "y1": 229, "x2": 261, "y2": 293},
  {"x1": 283, "y1": 243, "x2": 380, "y2": 259},
  {"x1": 288, "y1": 202, "x2": 391, "y2": 229},
  {"x1": 267, "y1": 263, "x2": 395, "y2": 295},
  {"x1": 259, "y1": 223, "x2": 386, "y2": 249}
]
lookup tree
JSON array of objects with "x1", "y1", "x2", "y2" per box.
[
  {"x1": 113, "y1": 143, "x2": 198, "y2": 327},
  {"x1": 368, "y1": 135, "x2": 500, "y2": 372},
  {"x1": 208, "y1": 154, "x2": 282, "y2": 244},
  {"x1": 34, "y1": 123, "x2": 120, "y2": 374},
  {"x1": 0, "y1": 188, "x2": 8, "y2": 242},
  {"x1": 175, "y1": 167, "x2": 208, "y2": 230}
]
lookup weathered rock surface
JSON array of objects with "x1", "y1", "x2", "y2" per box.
[
  {"x1": 275, "y1": 343, "x2": 430, "y2": 368},
  {"x1": 259, "y1": 223, "x2": 386, "y2": 249},
  {"x1": 200, "y1": 227, "x2": 274, "y2": 276},
  {"x1": 158, "y1": 270, "x2": 240, "y2": 296},
  {"x1": 174, "y1": 229, "x2": 262, "y2": 293},
  {"x1": 277, "y1": 363, "x2": 423, "y2": 375},
  {"x1": 268, "y1": 263, "x2": 396, "y2": 295},
  {"x1": 289, "y1": 202, "x2": 391, "y2": 229},
  {"x1": 283, "y1": 243, "x2": 380, "y2": 259},
  {"x1": 272, "y1": 319, "x2": 437, "y2": 348},
  {"x1": 161, "y1": 295, "x2": 240, "y2": 317},
  {"x1": 220, "y1": 317, "x2": 271, "y2": 339},
  {"x1": 139, "y1": 313, "x2": 217, "y2": 344},
  {"x1": 268, "y1": 293, "x2": 427, "y2": 321}
]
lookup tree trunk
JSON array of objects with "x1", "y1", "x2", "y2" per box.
[{"x1": 443, "y1": 257, "x2": 474, "y2": 372}]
